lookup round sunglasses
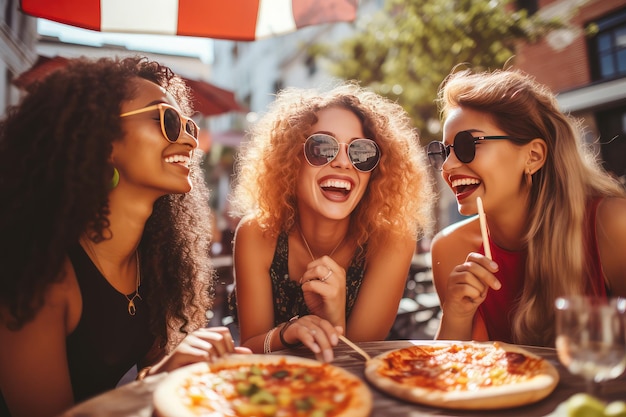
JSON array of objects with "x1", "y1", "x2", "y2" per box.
[
  {"x1": 303, "y1": 134, "x2": 381, "y2": 172},
  {"x1": 120, "y1": 103, "x2": 199, "y2": 143},
  {"x1": 426, "y1": 130, "x2": 522, "y2": 170}
]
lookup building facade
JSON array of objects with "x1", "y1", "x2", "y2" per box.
[
  {"x1": 210, "y1": 0, "x2": 626, "y2": 232},
  {"x1": 0, "y1": 0, "x2": 37, "y2": 114},
  {"x1": 516, "y1": 0, "x2": 626, "y2": 183}
]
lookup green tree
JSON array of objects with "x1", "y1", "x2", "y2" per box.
[{"x1": 312, "y1": 0, "x2": 564, "y2": 143}]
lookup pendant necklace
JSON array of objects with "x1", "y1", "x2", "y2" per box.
[
  {"x1": 81, "y1": 239, "x2": 142, "y2": 316},
  {"x1": 298, "y1": 227, "x2": 344, "y2": 261},
  {"x1": 125, "y1": 252, "x2": 142, "y2": 316}
]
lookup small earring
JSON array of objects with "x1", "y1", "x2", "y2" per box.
[
  {"x1": 526, "y1": 168, "x2": 532, "y2": 187},
  {"x1": 110, "y1": 168, "x2": 120, "y2": 189}
]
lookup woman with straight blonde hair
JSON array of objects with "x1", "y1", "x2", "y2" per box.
[
  {"x1": 428, "y1": 68, "x2": 626, "y2": 347},
  {"x1": 229, "y1": 82, "x2": 434, "y2": 361}
]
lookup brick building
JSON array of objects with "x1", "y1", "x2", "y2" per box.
[{"x1": 516, "y1": 0, "x2": 626, "y2": 183}]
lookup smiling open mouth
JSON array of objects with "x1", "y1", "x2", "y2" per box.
[
  {"x1": 320, "y1": 179, "x2": 352, "y2": 196},
  {"x1": 164, "y1": 154, "x2": 191, "y2": 167},
  {"x1": 451, "y1": 177, "x2": 480, "y2": 194}
]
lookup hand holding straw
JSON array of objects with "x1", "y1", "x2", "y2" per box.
[{"x1": 476, "y1": 197, "x2": 492, "y2": 260}]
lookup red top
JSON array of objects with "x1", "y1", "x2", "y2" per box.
[{"x1": 477, "y1": 198, "x2": 607, "y2": 343}]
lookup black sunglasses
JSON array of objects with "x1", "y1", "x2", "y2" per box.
[
  {"x1": 120, "y1": 103, "x2": 199, "y2": 143},
  {"x1": 426, "y1": 130, "x2": 520, "y2": 170},
  {"x1": 303, "y1": 134, "x2": 381, "y2": 172}
]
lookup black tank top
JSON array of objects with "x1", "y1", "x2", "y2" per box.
[
  {"x1": 65, "y1": 244, "x2": 154, "y2": 402},
  {"x1": 0, "y1": 245, "x2": 155, "y2": 415}
]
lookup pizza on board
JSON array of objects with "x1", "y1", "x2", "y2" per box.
[
  {"x1": 364, "y1": 341, "x2": 559, "y2": 410},
  {"x1": 153, "y1": 354, "x2": 372, "y2": 417}
]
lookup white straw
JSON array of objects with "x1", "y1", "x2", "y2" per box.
[{"x1": 476, "y1": 197, "x2": 492, "y2": 260}]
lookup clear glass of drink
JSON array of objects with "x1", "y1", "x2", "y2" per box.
[{"x1": 555, "y1": 296, "x2": 626, "y2": 396}]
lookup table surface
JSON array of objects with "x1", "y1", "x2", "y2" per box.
[{"x1": 60, "y1": 340, "x2": 626, "y2": 417}]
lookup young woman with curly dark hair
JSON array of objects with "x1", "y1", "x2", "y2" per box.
[
  {"x1": 0, "y1": 56, "x2": 248, "y2": 417},
  {"x1": 229, "y1": 83, "x2": 435, "y2": 361}
]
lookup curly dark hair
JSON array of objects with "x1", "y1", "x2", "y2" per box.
[{"x1": 0, "y1": 56, "x2": 213, "y2": 351}]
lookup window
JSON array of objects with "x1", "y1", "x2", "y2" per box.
[
  {"x1": 589, "y1": 8, "x2": 626, "y2": 81},
  {"x1": 597, "y1": 106, "x2": 626, "y2": 180},
  {"x1": 4, "y1": 0, "x2": 14, "y2": 27},
  {"x1": 516, "y1": 0, "x2": 538, "y2": 16},
  {"x1": 272, "y1": 80, "x2": 284, "y2": 95},
  {"x1": 305, "y1": 54, "x2": 317, "y2": 77}
]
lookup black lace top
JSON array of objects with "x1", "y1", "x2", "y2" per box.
[{"x1": 229, "y1": 231, "x2": 366, "y2": 326}]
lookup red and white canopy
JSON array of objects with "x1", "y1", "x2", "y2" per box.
[{"x1": 20, "y1": 0, "x2": 359, "y2": 41}]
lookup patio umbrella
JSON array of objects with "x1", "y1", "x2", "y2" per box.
[
  {"x1": 19, "y1": 0, "x2": 358, "y2": 41},
  {"x1": 12, "y1": 55, "x2": 70, "y2": 90},
  {"x1": 13, "y1": 55, "x2": 246, "y2": 117},
  {"x1": 183, "y1": 78, "x2": 246, "y2": 117}
]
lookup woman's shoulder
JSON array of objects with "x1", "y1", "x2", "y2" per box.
[
  {"x1": 595, "y1": 197, "x2": 626, "y2": 246},
  {"x1": 596, "y1": 197, "x2": 626, "y2": 238},
  {"x1": 432, "y1": 216, "x2": 480, "y2": 247},
  {"x1": 597, "y1": 196, "x2": 626, "y2": 216},
  {"x1": 430, "y1": 215, "x2": 483, "y2": 263},
  {"x1": 595, "y1": 196, "x2": 626, "y2": 295},
  {"x1": 54, "y1": 256, "x2": 82, "y2": 331},
  {"x1": 236, "y1": 216, "x2": 275, "y2": 240},
  {"x1": 234, "y1": 216, "x2": 280, "y2": 254},
  {"x1": 2, "y1": 256, "x2": 81, "y2": 334},
  {"x1": 365, "y1": 232, "x2": 415, "y2": 261}
]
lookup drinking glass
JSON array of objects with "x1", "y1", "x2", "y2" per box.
[{"x1": 555, "y1": 296, "x2": 626, "y2": 396}]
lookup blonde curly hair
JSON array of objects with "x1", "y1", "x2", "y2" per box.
[{"x1": 231, "y1": 82, "x2": 435, "y2": 252}]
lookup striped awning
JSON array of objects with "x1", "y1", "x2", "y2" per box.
[{"x1": 20, "y1": 0, "x2": 359, "y2": 41}]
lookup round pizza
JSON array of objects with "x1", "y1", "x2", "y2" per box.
[
  {"x1": 153, "y1": 354, "x2": 372, "y2": 417},
  {"x1": 364, "y1": 341, "x2": 559, "y2": 410}
]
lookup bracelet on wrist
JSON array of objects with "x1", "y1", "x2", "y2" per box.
[
  {"x1": 264, "y1": 327, "x2": 278, "y2": 354},
  {"x1": 279, "y1": 315, "x2": 302, "y2": 348}
]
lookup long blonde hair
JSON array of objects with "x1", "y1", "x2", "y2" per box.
[
  {"x1": 439, "y1": 69, "x2": 625, "y2": 346},
  {"x1": 231, "y1": 82, "x2": 435, "y2": 252}
]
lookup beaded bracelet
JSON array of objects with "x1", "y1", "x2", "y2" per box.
[
  {"x1": 264, "y1": 327, "x2": 277, "y2": 354},
  {"x1": 279, "y1": 315, "x2": 302, "y2": 348}
]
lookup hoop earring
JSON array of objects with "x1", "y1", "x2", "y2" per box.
[{"x1": 110, "y1": 168, "x2": 120, "y2": 189}]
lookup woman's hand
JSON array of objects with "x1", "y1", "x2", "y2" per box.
[
  {"x1": 442, "y1": 252, "x2": 501, "y2": 319},
  {"x1": 300, "y1": 256, "x2": 347, "y2": 326},
  {"x1": 280, "y1": 315, "x2": 343, "y2": 362},
  {"x1": 150, "y1": 327, "x2": 251, "y2": 375}
]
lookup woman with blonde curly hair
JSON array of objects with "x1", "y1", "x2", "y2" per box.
[
  {"x1": 229, "y1": 82, "x2": 434, "y2": 361},
  {"x1": 428, "y1": 68, "x2": 626, "y2": 347}
]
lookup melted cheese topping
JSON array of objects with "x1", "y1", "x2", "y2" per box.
[
  {"x1": 378, "y1": 343, "x2": 546, "y2": 392},
  {"x1": 179, "y1": 360, "x2": 360, "y2": 416}
]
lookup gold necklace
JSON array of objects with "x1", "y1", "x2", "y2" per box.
[
  {"x1": 298, "y1": 227, "x2": 344, "y2": 261},
  {"x1": 125, "y1": 252, "x2": 142, "y2": 316},
  {"x1": 81, "y1": 239, "x2": 142, "y2": 316}
]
